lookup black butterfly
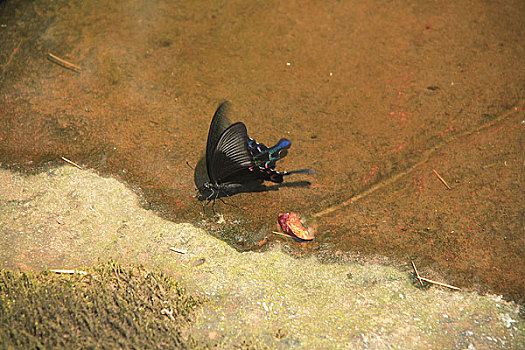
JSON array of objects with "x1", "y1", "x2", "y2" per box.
[{"x1": 196, "y1": 101, "x2": 312, "y2": 202}]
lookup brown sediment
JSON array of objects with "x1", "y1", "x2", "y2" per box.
[{"x1": 0, "y1": 0, "x2": 523, "y2": 304}]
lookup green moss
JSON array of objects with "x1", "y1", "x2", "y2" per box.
[{"x1": 0, "y1": 260, "x2": 200, "y2": 349}]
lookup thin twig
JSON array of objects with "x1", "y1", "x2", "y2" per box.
[
  {"x1": 419, "y1": 276, "x2": 461, "y2": 291},
  {"x1": 272, "y1": 231, "x2": 293, "y2": 239},
  {"x1": 61, "y1": 156, "x2": 83, "y2": 169},
  {"x1": 47, "y1": 52, "x2": 82, "y2": 73},
  {"x1": 432, "y1": 169, "x2": 452, "y2": 190},
  {"x1": 50, "y1": 269, "x2": 87, "y2": 275},
  {"x1": 169, "y1": 247, "x2": 187, "y2": 254},
  {"x1": 411, "y1": 260, "x2": 460, "y2": 291},
  {"x1": 411, "y1": 260, "x2": 424, "y2": 287}
]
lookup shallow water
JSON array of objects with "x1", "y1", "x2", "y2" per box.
[{"x1": 1, "y1": 0, "x2": 524, "y2": 302}]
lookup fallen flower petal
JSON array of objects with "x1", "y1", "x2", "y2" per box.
[{"x1": 278, "y1": 212, "x2": 314, "y2": 241}]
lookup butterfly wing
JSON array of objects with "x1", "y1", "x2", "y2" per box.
[
  {"x1": 210, "y1": 123, "x2": 297, "y2": 185},
  {"x1": 208, "y1": 122, "x2": 258, "y2": 184},
  {"x1": 206, "y1": 101, "x2": 233, "y2": 180}
]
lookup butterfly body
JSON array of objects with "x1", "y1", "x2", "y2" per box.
[{"x1": 197, "y1": 101, "x2": 312, "y2": 201}]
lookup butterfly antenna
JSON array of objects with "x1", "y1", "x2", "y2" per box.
[{"x1": 185, "y1": 161, "x2": 194, "y2": 170}]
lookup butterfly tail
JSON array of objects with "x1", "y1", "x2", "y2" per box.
[
  {"x1": 264, "y1": 168, "x2": 314, "y2": 183},
  {"x1": 282, "y1": 169, "x2": 315, "y2": 176}
]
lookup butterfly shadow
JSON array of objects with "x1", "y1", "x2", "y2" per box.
[{"x1": 193, "y1": 155, "x2": 311, "y2": 202}]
